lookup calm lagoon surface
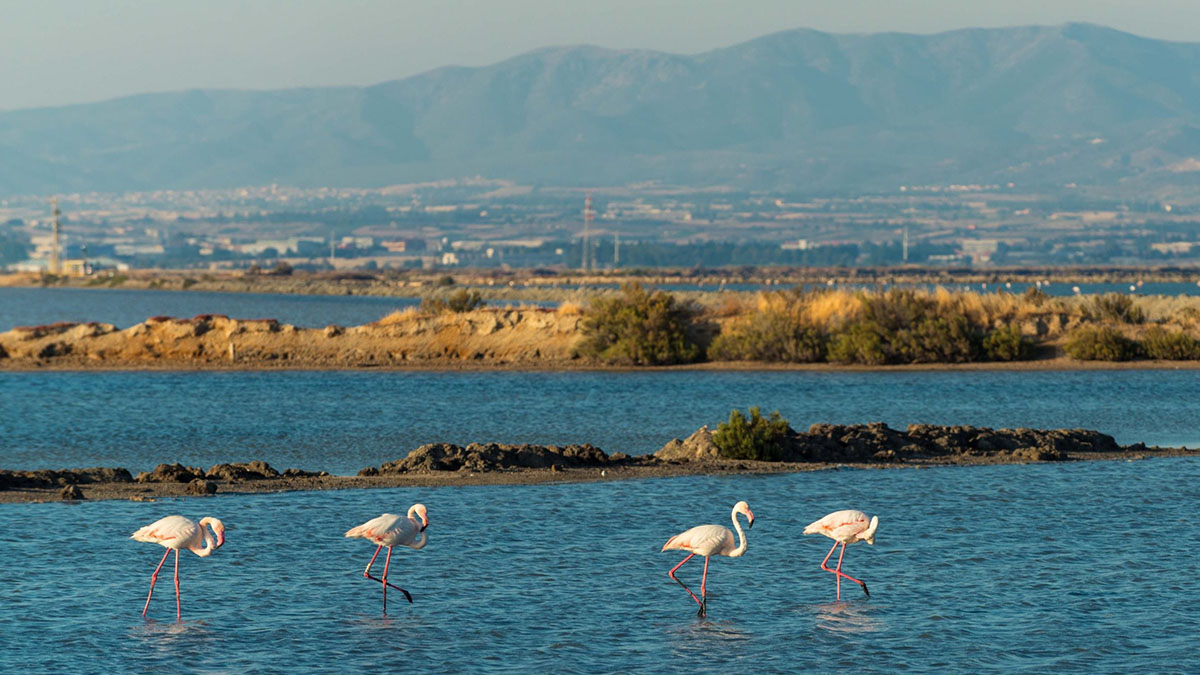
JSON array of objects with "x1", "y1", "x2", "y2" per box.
[
  {"x1": 3, "y1": 369, "x2": 1200, "y2": 671},
  {"x1": 0, "y1": 286, "x2": 422, "y2": 330},
  {"x1": 0, "y1": 458, "x2": 1196, "y2": 672},
  {"x1": 1, "y1": 369, "x2": 1198, "y2": 474}
]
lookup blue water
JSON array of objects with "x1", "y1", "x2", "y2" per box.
[
  {"x1": 0, "y1": 458, "x2": 1196, "y2": 672},
  {"x1": 0, "y1": 287, "x2": 422, "y2": 330},
  {"x1": 1, "y1": 370, "x2": 1198, "y2": 474}
]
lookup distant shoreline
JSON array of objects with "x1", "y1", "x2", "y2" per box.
[{"x1": 5, "y1": 357, "x2": 1200, "y2": 373}]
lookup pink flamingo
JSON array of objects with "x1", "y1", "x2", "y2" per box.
[
  {"x1": 661, "y1": 500, "x2": 754, "y2": 618},
  {"x1": 130, "y1": 515, "x2": 226, "y2": 620},
  {"x1": 804, "y1": 509, "x2": 879, "y2": 600},
  {"x1": 344, "y1": 504, "x2": 429, "y2": 614}
]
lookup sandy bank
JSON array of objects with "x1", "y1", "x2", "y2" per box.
[{"x1": 6, "y1": 311, "x2": 1200, "y2": 372}]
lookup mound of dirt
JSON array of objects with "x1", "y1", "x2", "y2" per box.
[
  {"x1": 204, "y1": 460, "x2": 280, "y2": 481},
  {"x1": 0, "y1": 467, "x2": 133, "y2": 489},
  {"x1": 655, "y1": 422, "x2": 1127, "y2": 463},
  {"x1": 655, "y1": 425, "x2": 722, "y2": 460},
  {"x1": 136, "y1": 463, "x2": 206, "y2": 483},
  {"x1": 366, "y1": 442, "x2": 611, "y2": 474}
]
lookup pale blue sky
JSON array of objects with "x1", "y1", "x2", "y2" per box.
[{"x1": 4, "y1": 0, "x2": 1200, "y2": 110}]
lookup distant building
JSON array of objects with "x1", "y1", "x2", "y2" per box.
[
  {"x1": 1151, "y1": 242, "x2": 1196, "y2": 255},
  {"x1": 381, "y1": 238, "x2": 427, "y2": 253},
  {"x1": 960, "y1": 239, "x2": 1000, "y2": 263}
]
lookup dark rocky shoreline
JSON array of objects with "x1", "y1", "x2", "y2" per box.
[{"x1": 2, "y1": 423, "x2": 1192, "y2": 504}]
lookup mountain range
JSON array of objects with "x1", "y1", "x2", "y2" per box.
[{"x1": 5, "y1": 22, "x2": 1200, "y2": 195}]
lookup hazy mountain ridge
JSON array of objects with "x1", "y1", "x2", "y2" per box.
[{"x1": 4, "y1": 23, "x2": 1200, "y2": 194}]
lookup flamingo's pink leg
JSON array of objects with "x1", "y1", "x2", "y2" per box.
[
  {"x1": 834, "y1": 543, "x2": 870, "y2": 598},
  {"x1": 362, "y1": 545, "x2": 412, "y2": 610},
  {"x1": 819, "y1": 540, "x2": 843, "y2": 600},
  {"x1": 381, "y1": 546, "x2": 392, "y2": 614},
  {"x1": 667, "y1": 553, "x2": 702, "y2": 606},
  {"x1": 173, "y1": 549, "x2": 182, "y2": 620},
  {"x1": 820, "y1": 541, "x2": 870, "y2": 600},
  {"x1": 698, "y1": 556, "x2": 711, "y2": 618},
  {"x1": 142, "y1": 548, "x2": 171, "y2": 617}
]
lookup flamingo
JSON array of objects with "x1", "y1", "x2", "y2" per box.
[
  {"x1": 803, "y1": 509, "x2": 879, "y2": 601},
  {"x1": 345, "y1": 504, "x2": 429, "y2": 614},
  {"x1": 661, "y1": 500, "x2": 754, "y2": 618},
  {"x1": 130, "y1": 515, "x2": 226, "y2": 620}
]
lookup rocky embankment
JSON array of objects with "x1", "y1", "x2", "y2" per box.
[
  {"x1": 4, "y1": 423, "x2": 1188, "y2": 504},
  {"x1": 0, "y1": 309, "x2": 581, "y2": 368}
]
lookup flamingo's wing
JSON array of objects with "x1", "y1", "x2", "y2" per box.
[
  {"x1": 345, "y1": 513, "x2": 405, "y2": 542},
  {"x1": 131, "y1": 515, "x2": 197, "y2": 544},
  {"x1": 662, "y1": 524, "x2": 732, "y2": 555},
  {"x1": 803, "y1": 509, "x2": 870, "y2": 539}
]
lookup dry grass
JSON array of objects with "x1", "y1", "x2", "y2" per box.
[
  {"x1": 374, "y1": 307, "x2": 420, "y2": 325},
  {"x1": 802, "y1": 289, "x2": 861, "y2": 326},
  {"x1": 557, "y1": 301, "x2": 583, "y2": 316}
]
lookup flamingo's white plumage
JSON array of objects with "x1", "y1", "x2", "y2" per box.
[
  {"x1": 661, "y1": 500, "x2": 754, "y2": 618},
  {"x1": 803, "y1": 509, "x2": 878, "y2": 600},
  {"x1": 131, "y1": 515, "x2": 226, "y2": 620},
  {"x1": 345, "y1": 504, "x2": 428, "y2": 613}
]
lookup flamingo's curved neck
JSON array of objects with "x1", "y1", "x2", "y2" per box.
[
  {"x1": 192, "y1": 522, "x2": 218, "y2": 557},
  {"x1": 407, "y1": 528, "x2": 428, "y2": 550},
  {"x1": 728, "y1": 510, "x2": 748, "y2": 558}
]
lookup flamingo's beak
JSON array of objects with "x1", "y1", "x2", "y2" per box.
[
  {"x1": 421, "y1": 518, "x2": 429, "y2": 532},
  {"x1": 216, "y1": 530, "x2": 226, "y2": 547}
]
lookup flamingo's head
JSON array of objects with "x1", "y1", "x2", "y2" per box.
[
  {"x1": 411, "y1": 503, "x2": 429, "y2": 531},
  {"x1": 201, "y1": 517, "x2": 226, "y2": 548},
  {"x1": 734, "y1": 501, "x2": 755, "y2": 529},
  {"x1": 860, "y1": 515, "x2": 879, "y2": 546}
]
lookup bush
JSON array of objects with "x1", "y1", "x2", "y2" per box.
[
  {"x1": 1140, "y1": 327, "x2": 1200, "y2": 360},
  {"x1": 436, "y1": 275, "x2": 456, "y2": 287},
  {"x1": 893, "y1": 315, "x2": 979, "y2": 363},
  {"x1": 709, "y1": 311, "x2": 826, "y2": 362},
  {"x1": 575, "y1": 283, "x2": 703, "y2": 365},
  {"x1": 421, "y1": 288, "x2": 485, "y2": 313},
  {"x1": 827, "y1": 322, "x2": 887, "y2": 365},
  {"x1": 1022, "y1": 286, "x2": 1049, "y2": 307},
  {"x1": 1087, "y1": 293, "x2": 1145, "y2": 324},
  {"x1": 982, "y1": 325, "x2": 1034, "y2": 361},
  {"x1": 1064, "y1": 326, "x2": 1140, "y2": 361},
  {"x1": 712, "y1": 407, "x2": 790, "y2": 461}
]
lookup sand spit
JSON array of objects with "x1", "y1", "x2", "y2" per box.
[
  {"x1": 7, "y1": 311, "x2": 1200, "y2": 372},
  {"x1": 0, "y1": 309, "x2": 581, "y2": 369},
  {"x1": 3, "y1": 424, "x2": 1193, "y2": 504}
]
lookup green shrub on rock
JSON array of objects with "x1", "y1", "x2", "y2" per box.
[
  {"x1": 576, "y1": 282, "x2": 703, "y2": 365},
  {"x1": 1140, "y1": 327, "x2": 1200, "y2": 360},
  {"x1": 1064, "y1": 326, "x2": 1140, "y2": 361},
  {"x1": 713, "y1": 407, "x2": 790, "y2": 461}
]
